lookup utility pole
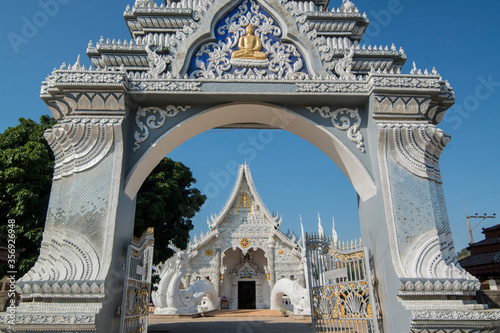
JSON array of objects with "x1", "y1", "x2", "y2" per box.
[{"x1": 464, "y1": 211, "x2": 497, "y2": 244}]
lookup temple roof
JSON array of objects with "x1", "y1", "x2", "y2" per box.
[
  {"x1": 188, "y1": 164, "x2": 302, "y2": 254},
  {"x1": 459, "y1": 251, "x2": 500, "y2": 279},
  {"x1": 459, "y1": 223, "x2": 500, "y2": 280},
  {"x1": 483, "y1": 223, "x2": 500, "y2": 237},
  {"x1": 208, "y1": 163, "x2": 280, "y2": 230}
]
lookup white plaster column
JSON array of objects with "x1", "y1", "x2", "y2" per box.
[
  {"x1": 370, "y1": 97, "x2": 485, "y2": 332},
  {"x1": 215, "y1": 248, "x2": 221, "y2": 298},
  {"x1": 267, "y1": 236, "x2": 276, "y2": 291},
  {"x1": 377, "y1": 123, "x2": 467, "y2": 280},
  {"x1": 230, "y1": 282, "x2": 238, "y2": 309},
  {"x1": 298, "y1": 262, "x2": 306, "y2": 288},
  {"x1": 256, "y1": 280, "x2": 264, "y2": 309}
]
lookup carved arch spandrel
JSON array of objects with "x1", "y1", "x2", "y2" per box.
[{"x1": 125, "y1": 103, "x2": 376, "y2": 202}]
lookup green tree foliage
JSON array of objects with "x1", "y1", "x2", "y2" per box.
[
  {"x1": 0, "y1": 116, "x2": 57, "y2": 278},
  {"x1": 0, "y1": 116, "x2": 205, "y2": 278},
  {"x1": 134, "y1": 158, "x2": 206, "y2": 265},
  {"x1": 457, "y1": 247, "x2": 471, "y2": 260}
]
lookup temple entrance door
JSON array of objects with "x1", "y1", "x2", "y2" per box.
[{"x1": 238, "y1": 281, "x2": 256, "y2": 309}]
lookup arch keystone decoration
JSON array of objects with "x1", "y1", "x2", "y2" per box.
[{"x1": 2, "y1": 1, "x2": 499, "y2": 332}]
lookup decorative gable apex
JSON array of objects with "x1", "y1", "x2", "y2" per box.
[
  {"x1": 208, "y1": 163, "x2": 281, "y2": 231},
  {"x1": 187, "y1": 164, "x2": 305, "y2": 253}
]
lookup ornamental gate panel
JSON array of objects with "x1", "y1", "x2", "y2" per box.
[
  {"x1": 120, "y1": 228, "x2": 155, "y2": 333},
  {"x1": 306, "y1": 234, "x2": 380, "y2": 333}
]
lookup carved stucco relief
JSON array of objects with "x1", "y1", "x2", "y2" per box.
[
  {"x1": 296, "y1": 81, "x2": 369, "y2": 93},
  {"x1": 412, "y1": 311, "x2": 500, "y2": 321},
  {"x1": 374, "y1": 95, "x2": 431, "y2": 116},
  {"x1": 189, "y1": 0, "x2": 309, "y2": 80},
  {"x1": 307, "y1": 106, "x2": 365, "y2": 152},
  {"x1": 12, "y1": 314, "x2": 96, "y2": 325},
  {"x1": 381, "y1": 124, "x2": 450, "y2": 183},
  {"x1": 133, "y1": 105, "x2": 191, "y2": 151},
  {"x1": 16, "y1": 227, "x2": 104, "y2": 297},
  {"x1": 64, "y1": 92, "x2": 125, "y2": 112},
  {"x1": 400, "y1": 229, "x2": 474, "y2": 283},
  {"x1": 44, "y1": 117, "x2": 122, "y2": 180},
  {"x1": 145, "y1": 44, "x2": 168, "y2": 78},
  {"x1": 45, "y1": 91, "x2": 126, "y2": 120},
  {"x1": 128, "y1": 80, "x2": 202, "y2": 92}
]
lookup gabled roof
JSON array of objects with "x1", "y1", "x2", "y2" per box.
[
  {"x1": 188, "y1": 164, "x2": 307, "y2": 254},
  {"x1": 208, "y1": 163, "x2": 280, "y2": 230},
  {"x1": 483, "y1": 223, "x2": 500, "y2": 236},
  {"x1": 460, "y1": 252, "x2": 500, "y2": 267}
]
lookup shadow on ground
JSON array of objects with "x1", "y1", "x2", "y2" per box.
[{"x1": 148, "y1": 318, "x2": 313, "y2": 333}]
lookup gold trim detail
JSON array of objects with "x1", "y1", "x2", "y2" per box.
[
  {"x1": 240, "y1": 238, "x2": 250, "y2": 248},
  {"x1": 237, "y1": 193, "x2": 252, "y2": 216}
]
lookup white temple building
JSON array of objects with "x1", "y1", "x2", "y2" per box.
[{"x1": 152, "y1": 164, "x2": 310, "y2": 313}]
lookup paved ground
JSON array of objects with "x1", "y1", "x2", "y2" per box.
[{"x1": 148, "y1": 310, "x2": 313, "y2": 333}]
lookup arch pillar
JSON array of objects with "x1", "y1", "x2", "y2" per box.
[
  {"x1": 367, "y1": 94, "x2": 487, "y2": 333},
  {"x1": 9, "y1": 112, "x2": 139, "y2": 332}
]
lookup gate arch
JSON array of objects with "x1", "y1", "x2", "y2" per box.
[
  {"x1": 4, "y1": 0, "x2": 499, "y2": 332},
  {"x1": 125, "y1": 103, "x2": 376, "y2": 201}
]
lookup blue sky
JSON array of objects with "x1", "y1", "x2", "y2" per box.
[{"x1": 1, "y1": 0, "x2": 499, "y2": 253}]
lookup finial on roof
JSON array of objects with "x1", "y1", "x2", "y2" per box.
[
  {"x1": 335, "y1": 48, "x2": 355, "y2": 81},
  {"x1": 317, "y1": 212, "x2": 324, "y2": 237},
  {"x1": 74, "y1": 55, "x2": 82, "y2": 70},
  {"x1": 411, "y1": 61, "x2": 418, "y2": 75},
  {"x1": 300, "y1": 215, "x2": 305, "y2": 248},
  {"x1": 134, "y1": 0, "x2": 154, "y2": 7},
  {"x1": 339, "y1": 0, "x2": 357, "y2": 13},
  {"x1": 332, "y1": 216, "x2": 338, "y2": 247}
]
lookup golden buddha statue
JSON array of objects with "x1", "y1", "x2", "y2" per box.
[{"x1": 231, "y1": 25, "x2": 267, "y2": 60}]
